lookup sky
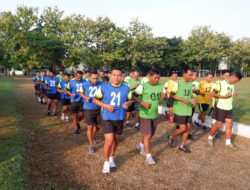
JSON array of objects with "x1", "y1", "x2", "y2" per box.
[{"x1": 0, "y1": 0, "x2": 249, "y2": 40}]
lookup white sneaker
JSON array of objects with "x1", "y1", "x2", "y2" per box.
[
  {"x1": 61, "y1": 114, "x2": 65, "y2": 120},
  {"x1": 137, "y1": 143, "x2": 146, "y2": 156},
  {"x1": 102, "y1": 161, "x2": 110, "y2": 174},
  {"x1": 65, "y1": 116, "x2": 70, "y2": 122},
  {"x1": 146, "y1": 156, "x2": 156, "y2": 165},
  {"x1": 109, "y1": 157, "x2": 116, "y2": 168}
]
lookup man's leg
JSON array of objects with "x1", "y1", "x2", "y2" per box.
[
  {"x1": 180, "y1": 123, "x2": 190, "y2": 146},
  {"x1": 170, "y1": 124, "x2": 187, "y2": 139},
  {"x1": 103, "y1": 133, "x2": 114, "y2": 161},
  {"x1": 87, "y1": 125, "x2": 94, "y2": 146},
  {"x1": 125, "y1": 112, "x2": 131, "y2": 127},
  {"x1": 52, "y1": 99, "x2": 58, "y2": 114},
  {"x1": 135, "y1": 111, "x2": 140, "y2": 128},
  {"x1": 110, "y1": 133, "x2": 121, "y2": 157},
  {"x1": 47, "y1": 99, "x2": 52, "y2": 115},
  {"x1": 208, "y1": 120, "x2": 223, "y2": 146},
  {"x1": 169, "y1": 107, "x2": 174, "y2": 122},
  {"x1": 224, "y1": 118, "x2": 237, "y2": 149}
]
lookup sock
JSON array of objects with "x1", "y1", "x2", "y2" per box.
[
  {"x1": 226, "y1": 139, "x2": 231, "y2": 145},
  {"x1": 109, "y1": 157, "x2": 114, "y2": 162},
  {"x1": 202, "y1": 122, "x2": 205, "y2": 126},
  {"x1": 104, "y1": 161, "x2": 110, "y2": 166},
  {"x1": 146, "y1": 153, "x2": 151, "y2": 158},
  {"x1": 179, "y1": 145, "x2": 183, "y2": 148},
  {"x1": 196, "y1": 119, "x2": 201, "y2": 124},
  {"x1": 139, "y1": 142, "x2": 144, "y2": 148},
  {"x1": 126, "y1": 121, "x2": 130, "y2": 124},
  {"x1": 135, "y1": 122, "x2": 140, "y2": 127},
  {"x1": 43, "y1": 98, "x2": 46, "y2": 103},
  {"x1": 208, "y1": 135, "x2": 213, "y2": 140}
]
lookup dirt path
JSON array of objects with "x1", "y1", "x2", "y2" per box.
[{"x1": 13, "y1": 77, "x2": 250, "y2": 190}]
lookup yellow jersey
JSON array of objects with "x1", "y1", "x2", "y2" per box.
[{"x1": 197, "y1": 80, "x2": 213, "y2": 104}]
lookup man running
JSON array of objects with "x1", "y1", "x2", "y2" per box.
[
  {"x1": 93, "y1": 67, "x2": 131, "y2": 174},
  {"x1": 208, "y1": 71, "x2": 242, "y2": 150},
  {"x1": 66, "y1": 70, "x2": 85, "y2": 135},
  {"x1": 83, "y1": 70, "x2": 91, "y2": 81},
  {"x1": 168, "y1": 68, "x2": 196, "y2": 153},
  {"x1": 124, "y1": 70, "x2": 134, "y2": 83},
  {"x1": 39, "y1": 70, "x2": 47, "y2": 104},
  {"x1": 126, "y1": 70, "x2": 141, "y2": 129},
  {"x1": 33, "y1": 70, "x2": 40, "y2": 101},
  {"x1": 45, "y1": 70, "x2": 60, "y2": 116},
  {"x1": 133, "y1": 68, "x2": 166, "y2": 164},
  {"x1": 194, "y1": 72, "x2": 213, "y2": 130},
  {"x1": 79, "y1": 71, "x2": 103, "y2": 154},
  {"x1": 57, "y1": 73, "x2": 71, "y2": 122},
  {"x1": 164, "y1": 71, "x2": 178, "y2": 122},
  {"x1": 99, "y1": 70, "x2": 105, "y2": 81}
]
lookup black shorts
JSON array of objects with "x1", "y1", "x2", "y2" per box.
[
  {"x1": 47, "y1": 93, "x2": 59, "y2": 100},
  {"x1": 85, "y1": 109, "x2": 101, "y2": 126},
  {"x1": 167, "y1": 97, "x2": 174, "y2": 107},
  {"x1": 71, "y1": 102, "x2": 84, "y2": 114},
  {"x1": 101, "y1": 119, "x2": 124, "y2": 135},
  {"x1": 40, "y1": 87, "x2": 46, "y2": 94},
  {"x1": 127, "y1": 102, "x2": 139, "y2": 112},
  {"x1": 139, "y1": 118, "x2": 158, "y2": 135},
  {"x1": 174, "y1": 114, "x2": 192, "y2": 124},
  {"x1": 34, "y1": 86, "x2": 40, "y2": 91},
  {"x1": 212, "y1": 107, "x2": 233, "y2": 123},
  {"x1": 61, "y1": 99, "x2": 71, "y2": 106},
  {"x1": 198, "y1": 103, "x2": 209, "y2": 112}
]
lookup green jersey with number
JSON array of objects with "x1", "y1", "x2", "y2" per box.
[
  {"x1": 172, "y1": 80, "x2": 193, "y2": 116},
  {"x1": 128, "y1": 78, "x2": 141, "y2": 92},
  {"x1": 212, "y1": 80, "x2": 234, "y2": 110},
  {"x1": 135, "y1": 82, "x2": 163, "y2": 119}
]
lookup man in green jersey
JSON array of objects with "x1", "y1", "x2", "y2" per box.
[
  {"x1": 141, "y1": 73, "x2": 150, "y2": 84},
  {"x1": 168, "y1": 68, "x2": 196, "y2": 153},
  {"x1": 208, "y1": 71, "x2": 242, "y2": 150},
  {"x1": 133, "y1": 68, "x2": 167, "y2": 164},
  {"x1": 126, "y1": 70, "x2": 141, "y2": 129},
  {"x1": 124, "y1": 70, "x2": 134, "y2": 83}
]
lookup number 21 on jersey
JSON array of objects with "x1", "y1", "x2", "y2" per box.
[{"x1": 110, "y1": 92, "x2": 121, "y2": 106}]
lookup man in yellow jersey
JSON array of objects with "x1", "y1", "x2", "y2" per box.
[
  {"x1": 208, "y1": 71, "x2": 242, "y2": 150},
  {"x1": 164, "y1": 71, "x2": 178, "y2": 123},
  {"x1": 194, "y1": 72, "x2": 213, "y2": 131}
]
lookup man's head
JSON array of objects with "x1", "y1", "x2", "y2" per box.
[
  {"x1": 121, "y1": 72, "x2": 126, "y2": 82},
  {"x1": 104, "y1": 71, "x2": 109, "y2": 77},
  {"x1": 171, "y1": 71, "x2": 178, "y2": 81},
  {"x1": 84, "y1": 70, "x2": 91, "y2": 78},
  {"x1": 220, "y1": 70, "x2": 230, "y2": 81},
  {"x1": 129, "y1": 70, "x2": 134, "y2": 77},
  {"x1": 76, "y1": 70, "x2": 83, "y2": 80},
  {"x1": 148, "y1": 68, "x2": 160, "y2": 86},
  {"x1": 59, "y1": 70, "x2": 64, "y2": 76},
  {"x1": 110, "y1": 67, "x2": 122, "y2": 85},
  {"x1": 36, "y1": 71, "x2": 40, "y2": 75},
  {"x1": 190, "y1": 70, "x2": 197, "y2": 82},
  {"x1": 133, "y1": 70, "x2": 139, "y2": 80},
  {"x1": 102, "y1": 76, "x2": 109, "y2": 83},
  {"x1": 46, "y1": 70, "x2": 50, "y2": 76},
  {"x1": 99, "y1": 70, "x2": 105, "y2": 78},
  {"x1": 64, "y1": 73, "x2": 70, "y2": 82},
  {"x1": 228, "y1": 71, "x2": 242, "y2": 84},
  {"x1": 70, "y1": 73, "x2": 74, "y2": 80},
  {"x1": 49, "y1": 70, "x2": 55, "y2": 78},
  {"x1": 205, "y1": 72, "x2": 213, "y2": 83},
  {"x1": 90, "y1": 70, "x2": 99, "y2": 85},
  {"x1": 183, "y1": 68, "x2": 193, "y2": 81},
  {"x1": 41, "y1": 70, "x2": 46, "y2": 76}
]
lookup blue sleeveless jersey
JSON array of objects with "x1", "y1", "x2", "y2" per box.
[
  {"x1": 59, "y1": 80, "x2": 71, "y2": 99},
  {"x1": 101, "y1": 83, "x2": 130, "y2": 120},
  {"x1": 45, "y1": 76, "x2": 60, "y2": 94},
  {"x1": 67, "y1": 79, "x2": 86, "y2": 102}
]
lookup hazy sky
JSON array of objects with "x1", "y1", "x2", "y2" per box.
[{"x1": 1, "y1": 0, "x2": 249, "y2": 40}]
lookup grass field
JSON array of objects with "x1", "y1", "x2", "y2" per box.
[
  {"x1": 159, "y1": 77, "x2": 250, "y2": 125},
  {"x1": 0, "y1": 76, "x2": 250, "y2": 190}
]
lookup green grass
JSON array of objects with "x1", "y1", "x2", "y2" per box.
[
  {"x1": 158, "y1": 77, "x2": 250, "y2": 125},
  {"x1": 0, "y1": 77, "x2": 26, "y2": 190}
]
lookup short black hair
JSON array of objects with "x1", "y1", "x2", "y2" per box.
[
  {"x1": 111, "y1": 67, "x2": 122, "y2": 73},
  {"x1": 205, "y1": 72, "x2": 213, "y2": 77},
  {"x1": 103, "y1": 76, "x2": 110, "y2": 82},
  {"x1": 133, "y1": 70, "x2": 139, "y2": 73},
  {"x1": 91, "y1": 70, "x2": 99, "y2": 75},
  {"x1": 221, "y1": 70, "x2": 230, "y2": 75},
  {"x1": 232, "y1": 71, "x2": 242, "y2": 80},
  {"x1": 183, "y1": 68, "x2": 191, "y2": 74},
  {"x1": 192, "y1": 70, "x2": 197, "y2": 74},
  {"x1": 49, "y1": 70, "x2": 55, "y2": 74},
  {"x1": 149, "y1": 68, "x2": 160, "y2": 75},
  {"x1": 76, "y1": 70, "x2": 83, "y2": 75},
  {"x1": 84, "y1": 70, "x2": 90, "y2": 74},
  {"x1": 171, "y1": 71, "x2": 177, "y2": 75},
  {"x1": 65, "y1": 73, "x2": 70, "y2": 78},
  {"x1": 130, "y1": 69, "x2": 135, "y2": 73}
]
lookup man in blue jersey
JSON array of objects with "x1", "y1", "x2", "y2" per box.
[
  {"x1": 93, "y1": 67, "x2": 132, "y2": 174},
  {"x1": 39, "y1": 70, "x2": 47, "y2": 104},
  {"x1": 66, "y1": 70, "x2": 85, "y2": 135},
  {"x1": 57, "y1": 73, "x2": 71, "y2": 122},
  {"x1": 79, "y1": 71, "x2": 103, "y2": 154},
  {"x1": 45, "y1": 70, "x2": 60, "y2": 116},
  {"x1": 33, "y1": 70, "x2": 40, "y2": 101}
]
